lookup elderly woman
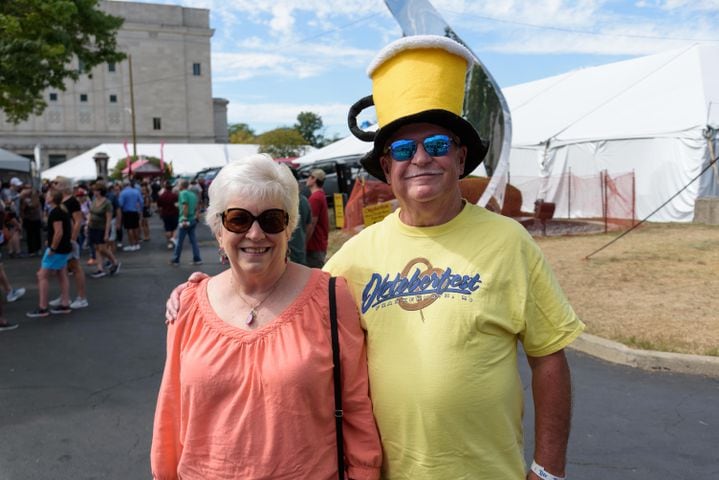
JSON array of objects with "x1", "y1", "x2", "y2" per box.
[{"x1": 151, "y1": 154, "x2": 381, "y2": 480}]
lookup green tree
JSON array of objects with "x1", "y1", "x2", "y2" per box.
[
  {"x1": 257, "y1": 128, "x2": 308, "y2": 158},
  {"x1": 228, "y1": 123, "x2": 256, "y2": 144},
  {"x1": 0, "y1": 0, "x2": 126, "y2": 123},
  {"x1": 294, "y1": 111, "x2": 325, "y2": 148}
]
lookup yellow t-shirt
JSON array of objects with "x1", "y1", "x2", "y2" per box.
[{"x1": 324, "y1": 204, "x2": 584, "y2": 480}]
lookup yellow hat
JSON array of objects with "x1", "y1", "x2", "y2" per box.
[{"x1": 348, "y1": 35, "x2": 488, "y2": 182}]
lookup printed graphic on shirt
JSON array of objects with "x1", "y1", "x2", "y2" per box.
[{"x1": 360, "y1": 257, "x2": 482, "y2": 314}]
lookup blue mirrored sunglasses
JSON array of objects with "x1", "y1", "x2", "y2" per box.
[{"x1": 386, "y1": 134, "x2": 456, "y2": 161}]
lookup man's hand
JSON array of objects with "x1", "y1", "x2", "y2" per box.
[{"x1": 164, "y1": 272, "x2": 209, "y2": 324}]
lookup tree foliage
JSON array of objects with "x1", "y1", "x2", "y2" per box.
[
  {"x1": 294, "y1": 111, "x2": 325, "y2": 148},
  {"x1": 257, "y1": 128, "x2": 308, "y2": 158},
  {"x1": 228, "y1": 123, "x2": 257, "y2": 144},
  {"x1": 0, "y1": 0, "x2": 126, "y2": 123}
]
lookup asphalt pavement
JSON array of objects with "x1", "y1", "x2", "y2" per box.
[{"x1": 1, "y1": 217, "x2": 717, "y2": 480}]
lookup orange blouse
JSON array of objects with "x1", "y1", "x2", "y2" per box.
[{"x1": 151, "y1": 270, "x2": 381, "y2": 480}]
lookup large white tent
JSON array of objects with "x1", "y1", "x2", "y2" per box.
[
  {"x1": 296, "y1": 44, "x2": 719, "y2": 222},
  {"x1": 504, "y1": 43, "x2": 719, "y2": 222},
  {"x1": 41, "y1": 143, "x2": 261, "y2": 181}
]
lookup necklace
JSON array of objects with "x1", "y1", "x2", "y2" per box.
[{"x1": 236, "y1": 269, "x2": 286, "y2": 326}]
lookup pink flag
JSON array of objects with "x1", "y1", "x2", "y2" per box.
[{"x1": 123, "y1": 140, "x2": 132, "y2": 176}]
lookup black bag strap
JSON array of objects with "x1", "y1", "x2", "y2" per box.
[{"x1": 329, "y1": 276, "x2": 345, "y2": 480}]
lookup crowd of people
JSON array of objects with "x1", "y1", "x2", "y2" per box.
[{"x1": 0, "y1": 174, "x2": 209, "y2": 331}]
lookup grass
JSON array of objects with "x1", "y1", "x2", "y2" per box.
[{"x1": 327, "y1": 222, "x2": 719, "y2": 357}]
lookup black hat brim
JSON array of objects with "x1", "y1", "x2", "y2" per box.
[{"x1": 360, "y1": 110, "x2": 488, "y2": 183}]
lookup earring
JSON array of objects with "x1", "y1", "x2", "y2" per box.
[{"x1": 218, "y1": 247, "x2": 228, "y2": 265}]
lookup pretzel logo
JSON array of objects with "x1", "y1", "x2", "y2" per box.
[{"x1": 398, "y1": 257, "x2": 444, "y2": 311}]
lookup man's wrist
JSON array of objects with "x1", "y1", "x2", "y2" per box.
[{"x1": 530, "y1": 460, "x2": 565, "y2": 480}]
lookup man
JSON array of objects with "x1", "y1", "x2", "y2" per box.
[
  {"x1": 305, "y1": 169, "x2": 329, "y2": 268},
  {"x1": 156, "y1": 180, "x2": 179, "y2": 250},
  {"x1": 288, "y1": 175, "x2": 312, "y2": 265},
  {"x1": 169, "y1": 180, "x2": 202, "y2": 266},
  {"x1": 323, "y1": 36, "x2": 585, "y2": 479},
  {"x1": 118, "y1": 179, "x2": 144, "y2": 251},
  {"x1": 49, "y1": 177, "x2": 88, "y2": 310},
  {"x1": 168, "y1": 35, "x2": 584, "y2": 480}
]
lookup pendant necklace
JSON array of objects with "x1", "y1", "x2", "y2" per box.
[{"x1": 237, "y1": 270, "x2": 286, "y2": 326}]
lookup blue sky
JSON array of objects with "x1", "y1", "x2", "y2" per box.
[{"x1": 121, "y1": 0, "x2": 719, "y2": 138}]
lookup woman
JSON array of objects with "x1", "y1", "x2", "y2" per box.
[
  {"x1": 87, "y1": 181, "x2": 120, "y2": 278},
  {"x1": 141, "y1": 181, "x2": 153, "y2": 242},
  {"x1": 151, "y1": 155, "x2": 381, "y2": 480},
  {"x1": 20, "y1": 186, "x2": 43, "y2": 256},
  {"x1": 3, "y1": 198, "x2": 21, "y2": 257},
  {"x1": 25, "y1": 190, "x2": 72, "y2": 318}
]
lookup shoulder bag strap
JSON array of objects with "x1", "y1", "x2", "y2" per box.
[{"x1": 329, "y1": 276, "x2": 345, "y2": 480}]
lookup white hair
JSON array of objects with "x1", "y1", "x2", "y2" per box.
[{"x1": 206, "y1": 154, "x2": 299, "y2": 236}]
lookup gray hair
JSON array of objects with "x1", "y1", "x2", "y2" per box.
[{"x1": 206, "y1": 154, "x2": 299, "y2": 236}]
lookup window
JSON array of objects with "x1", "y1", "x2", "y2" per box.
[
  {"x1": 80, "y1": 94, "x2": 88, "y2": 102},
  {"x1": 192, "y1": 63, "x2": 201, "y2": 76},
  {"x1": 78, "y1": 59, "x2": 86, "y2": 73},
  {"x1": 49, "y1": 93, "x2": 58, "y2": 101},
  {"x1": 49, "y1": 154, "x2": 67, "y2": 167},
  {"x1": 109, "y1": 94, "x2": 117, "y2": 103},
  {"x1": 153, "y1": 117, "x2": 162, "y2": 130},
  {"x1": 108, "y1": 62, "x2": 116, "y2": 72}
]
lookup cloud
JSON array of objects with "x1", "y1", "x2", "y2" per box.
[{"x1": 226, "y1": 101, "x2": 351, "y2": 133}]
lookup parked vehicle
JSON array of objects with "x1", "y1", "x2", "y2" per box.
[{"x1": 296, "y1": 155, "x2": 372, "y2": 207}]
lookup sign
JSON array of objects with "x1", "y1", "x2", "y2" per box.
[
  {"x1": 333, "y1": 193, "x2": 345, "y2": 229},
  {"x1": 363, "y1": 201, "x2": 393, "y2": 227}
]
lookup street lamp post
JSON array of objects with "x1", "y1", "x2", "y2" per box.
[{"x1": 93, "y1": 152, "x2": 109, "y2": 180}]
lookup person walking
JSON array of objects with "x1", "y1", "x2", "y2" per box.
[
  {"x1": 118, "y1": 179, "x2": 143, "y2": 251},
  {"x1": 140, "y1": 181, "x2": 153, "y2": 242},
  {"x1": 20, "y1": 186, "x2": 43, "y2": 257},
  {"x1": 152, "y1": 155, "x2": 381, "y2": 479},
  {"x1": 26, "y1": 190, "x2": 73, "y2": 317},
  {"x1": 87, "y1": 181, "x2": 121, "y2": 278},
  {"x1": 169, "y1": 179, "x2": 201, "y2": 266},
  {"x1": 49, "y1": 177, "x2": 88, "y2": 310},
  {"x1": 305, "y1": 169, "x2": 329, "y2": 268},
  {"x1": 156, "y1": 180, "x2": 179, "y2": 250}
]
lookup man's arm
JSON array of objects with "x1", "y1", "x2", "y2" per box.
[{"x1": 526, "y1": 349, "x2": 572, "y2": 479}]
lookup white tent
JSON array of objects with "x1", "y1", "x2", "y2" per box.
[
  {"x1": 0, "y1": 147, "x2": 32, "y2": 173},
  {"x1": 504, "y1": 43, "x2": 719, "y2": 222},
  {"x1": 41, "y1": 143, "x2": 261, "y2": 181}
]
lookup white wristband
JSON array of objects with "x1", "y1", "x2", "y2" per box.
[{"x1": 530, "y1": 460, "x2": 565, "y2": 480}]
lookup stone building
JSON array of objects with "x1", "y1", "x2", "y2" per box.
[{"x1": 0, "y1": 1, "x2": 228, "y2": 171}]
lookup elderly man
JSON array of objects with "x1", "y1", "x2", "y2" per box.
[
  {"x1": 168, "y1": 35, "x2": 584, "y2": 480},
  {"x1": 323, "y1": 36, "x2": 585, "y2": 480}
]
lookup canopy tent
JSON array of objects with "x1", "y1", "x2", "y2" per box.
[
  {"x1": 41, "y1": 143, "x2": 261, "y2": 181},
  {"x1": 0, "y1": 147, "x2": 32, "y2": 173},
  {"x1": 504, "y1": 43, "x2": 719, "y2": 222}
]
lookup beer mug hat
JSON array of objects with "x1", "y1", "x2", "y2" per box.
[{"x1": 347, "y1": 35, "x2": 488, "y2": 183}]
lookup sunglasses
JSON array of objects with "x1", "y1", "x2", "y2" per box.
[
  {"x1": 219, "y1": 208, "x2": 289, "y2": 234},
  {"x1": 386, "y1": 134, "x2": 456, "y2": 161}
]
